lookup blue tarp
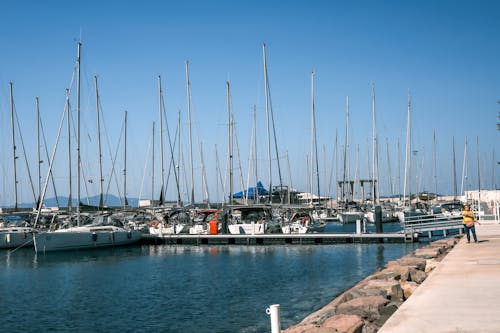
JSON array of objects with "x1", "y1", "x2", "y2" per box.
[{"x1": 231, "y1": 181, "x2": 268, "y2": 198}]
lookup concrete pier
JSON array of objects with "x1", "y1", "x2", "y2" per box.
[{"x1": 378, "y1": 222, "x2": 500, "y2": 333}]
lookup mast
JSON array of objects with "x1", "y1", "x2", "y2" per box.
[
  {"x1": 253, "y1": 105, "x2": 258, "y2": 203},
  {"x1": 185, "y1": 61, "x2": 195, "y2": 205},
  {"x1": 262, "y1": 43, "x2": 272, "y2": 201},
  {"x1": 152, "y1": 122, "x2": 155, "y2": 201},
  {"x1": 76, "y1": 42, "x2": 81, "y2": 225},
  {"x1": 36, "y1": 96, "x2": 41, "y2": 206},
  {"x1": 94, "y1": 76, "x2": 104, "y2": 209},
  {"x1": 9, "y1": 82, "x2": 18, "y2": 210},
  {"x1": 452, "y1": 136, "x2": 457, "y2": 199},
  {"x1": 371, "y1": 82, "x2": 379, "y2": 203},
  {"x1": 310, "y1": 71, "x2": 321, "y2": 206},
  {"x1": 227, "y1": 81, "x2": 233, "y2": 206},
  {"x1": 460, "y1": 137, "x2": 468, "y2": 195},
  {"x1": 476, "y1": 136, "x2": 481, "y2": 211},
  {"x1": 66, "y1": 88, "x2": 72, "y2": 210},
  {"x1": 123, "y1": 110, "x2": 128, "y2": 207},
  {"x1": 403, "y1": 91, "x2": 411, "y2": 207},
  {"x1": 158, "y1": 76, "x2": 165, "y2": 205}
]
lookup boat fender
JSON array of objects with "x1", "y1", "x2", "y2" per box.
[
  {"x1": 92, "y1": 232, "x2": 97, "y2": 242},
  {"x1": 127, "y1": 231, "x2": 132, "y2": 239},
  {"x1": 110, "y1": 232, "x2": 115, "y2": 242},
  {"x1": 23, "y1": 231, "x2": 27, "y2": 239}
]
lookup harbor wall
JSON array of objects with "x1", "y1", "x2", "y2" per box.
[{"x1": 282, "y1": 236, "x2": 460, "y2": 333}]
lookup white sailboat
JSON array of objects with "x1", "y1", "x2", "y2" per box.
[{"x1": 33, "y1": 43, "x2": 141, "y2": 253}]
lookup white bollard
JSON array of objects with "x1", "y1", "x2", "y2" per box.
[
  {"x1": 266, "y1": 304, "x2": 281, "y2": 333},
  {"x1": 356, "y1": 219, "x2": 361, "y2": 234}
]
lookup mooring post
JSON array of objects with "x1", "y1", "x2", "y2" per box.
[{"x1": 266, "y1": 304, "x2": 281, "y2": 333}]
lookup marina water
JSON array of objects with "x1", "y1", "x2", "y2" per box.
[{"x1": 1, "y1": 223, "x2": 422, "y2": 333}]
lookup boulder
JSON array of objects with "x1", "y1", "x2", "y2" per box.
[
  {"x1": 282, "y1": 323, "x2": 322, "y2": 333},
  {"x1": 376, "y1": 301, "x2": 399, "y2": 326},
  {"x1": 409, "y1": 268, "x2": 427, "y2": 284},
  {"x1": 383, "y1": 264, "x2": 411, "y2": 281},
  {"x1": 414, "y1": 248, "x2": 441, "y2": 259},
  {"x1": 387, "y1": 256, "x2": 426, "y2": 271},
  {"x1": 322, "y1": 314, "x2": 364, "y2": 333},
  {"x1": 346, "y1": 287, "x2": 387, "y2": 301},
  {"x1": 425, "y1": 259, "x2": 439, "y2": 273},
  {"x1": 399, "y1": 280, "x2": 419, "y2": 299},
  {"x1": 336, "y1": 296, "x2": 389, "y2": 321},
  {"x1": 364, "y1": 279, "x2": 405, "y2": 301}
]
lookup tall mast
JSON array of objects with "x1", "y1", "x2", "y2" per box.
[
  {"x1": 262, "y1": 43, "x2": 272, "y2": 200},
  {"x1": 452, "y1": 136, "x2": 457, "y2": 199},
  {"x1": 152, "y1": 122, "x2": 155, "y2": 201},
  {"x1": 36, "y1": 96, "x2": 41, "y2": 205},
  {"x1": 227, "y1": 81, "x2": 233, "y2": 206},
  {"x1": 185, "y1": 61, "x2": 195, "y2": 205},
  {"x1": 371, "y1": 82, "x2": 378, "y2": 203},
  {"x1": 66, "y1": 88, "x2": 72, "y2": 210},
  {"x1": 9, "y1": 82, "x2": 18, "y2": 210},
  {"x1": 254, "y1": 105, "x2": 258, "y2": 203},
  {"x1": 94, "y1": 76, "x2": 104, "y2": 209},
  {"x1": 158, "y1": 76, "x2": 165, "y2": 205},
  {"x1": 310, "y1": 71, "x2": 321, "y2": 206},
  {"x1": 123, "y1": 110, "x2": 128, "y2": 207},
  {"x1": 476, "y1": 136, "x2": 481, "y2": 209},
  {"x1": 403, "y1": 91, "x2": 411, "y2": 207},
  {"x1": 460, "y1": 137, "x2": 468, "y2": 195},
  {"x1": 76, "y1": 42, "x2": 81, "y2": 225}
]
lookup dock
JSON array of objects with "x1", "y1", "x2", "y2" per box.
[
  {"x1": 378, "y1": 221, "x2": 500, "y2": 332},
  {"x1": 141, "y1": 232, "x2": 409, "y2": 245}
]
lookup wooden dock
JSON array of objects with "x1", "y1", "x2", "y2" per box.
[{"x1": 141, "y1": 232, "x2": 409, "y2": 245}]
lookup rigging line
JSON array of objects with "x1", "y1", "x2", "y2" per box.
[
  {"x1": 99, "y1": 101, "x2": 124, "y2": 205},
  {"x1": 68, "y1": 106, "x2": 91, "y2": 204},
  {"x1": 138, "y1": 123, "x2": 154, "y2": 201},
  {"x1": 13, "y1": 102, "x2": 37, "y2": 203},
  {"x1": 266, "y1": 72, "x2": 284, "y2": 190},
  {"x1": 104, "y1": 118, "x2": 124, "y2": 206},
  {"x1": 161, "y1": 89, "x2": 181, "y2": 205},
  {"x1": 40, "y1": 116, "x2": 61, "y2": 207}
]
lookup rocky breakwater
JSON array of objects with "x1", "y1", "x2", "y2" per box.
[{"x1": 283, "y1": 236, "x2": 460, "y2": 333}]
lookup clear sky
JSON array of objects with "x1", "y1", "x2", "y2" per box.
[{"x1": 0, "y1": 0, "x2": 499, "y2": 207}]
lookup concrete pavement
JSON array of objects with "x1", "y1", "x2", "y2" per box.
[{"x1": 378, "y1": 221, "x2": 500, "y2": 333}]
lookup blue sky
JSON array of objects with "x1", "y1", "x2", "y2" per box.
[{"x1": 0, "y1": 0, "x2": 499, "y2": 206}]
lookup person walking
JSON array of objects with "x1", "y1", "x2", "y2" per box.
[{"x1": 462, "y1": 204, "x2": 480, "y2": 243}]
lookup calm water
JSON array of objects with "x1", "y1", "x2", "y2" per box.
[{"x1": 1, "y1": 223, "x2": 421, "y2": 333}]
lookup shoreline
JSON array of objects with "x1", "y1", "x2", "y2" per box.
[{"x1": 282, "y1": 236, "x2": 460, "y2": 333}]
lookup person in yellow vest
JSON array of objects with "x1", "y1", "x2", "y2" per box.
[{"x1": 462, "y1": 204, "x2": 480, "y2": 243}]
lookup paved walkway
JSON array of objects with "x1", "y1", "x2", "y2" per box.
[{"x1": 379, "y1": 221, "x2": 500, "y2": 333}]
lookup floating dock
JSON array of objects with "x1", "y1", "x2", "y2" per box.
[{"x1": 141, "y1": 232, "x2": 410, "y2": 245}]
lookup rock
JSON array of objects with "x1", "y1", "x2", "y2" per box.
[
  {"x1": 425, "y1": 259, "x2": 439, "y2": 273},
  {"x1": 364, "y1": 279, "x2": 405, "y2": 301},
  {"x1": 409, "y1": 268, "x2": 427, "y2": 284},
  {"x1": 336, "y1": 296, "x2": 389, "y2": 322},
  {"x1": 383, "y1": 264, "x2": 411, "y2": 281},
  {"x1": 397, "y1": 256, "x2": 427, "y2": 271},
  {"x1": 376, "y1": 301, "x2": 399, "y2": 326},
  {"x1": 346, "y1": 287, "x2": 387, "y2": 301},
  {"x1": 322, "y1": 314, "x2": 364, "y2": 333},
  {"x1": 414, "y1": 248, "x2": 441, "y2": 259},
  {"x1": 282, "y1": 323, "x2": 322, "y2": 333},
  {"x1": 400, "y1": 280, "x2": 419, "y2": 298},
  {"x1": 369, "y1": 269, "x2": 400, "y2": 281}
]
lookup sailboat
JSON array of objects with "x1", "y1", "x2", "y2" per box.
[{"x1": 33, "y1": 43, "x2": 141, "y2": 253}]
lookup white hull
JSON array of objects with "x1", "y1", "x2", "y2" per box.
[
  {"x1": 148, "y1": 223, "x2": 186, "y2": 235},
  {"x1": 0, "y1": 227, "x2": 35, "y2": 249},
  {"x1": 339, "y1": 212, "x2": 364, "y2": 224},
  {"x1": 281, "y1": 223, "x2": 308, "y2": 234},
  {"x1": 228, "y1": 222, "x2": 266, "y2": 234},
  {"x1": 34, "y1": 226, "x2": 142, "y2": 253}
]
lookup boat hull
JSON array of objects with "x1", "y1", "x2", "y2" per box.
[
  {"x1": 0, "y1": 227, "x2": 35, "y2": 249},
  {"x1": 34, "y1": 228, "x2": 142, "y2": 253}
]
